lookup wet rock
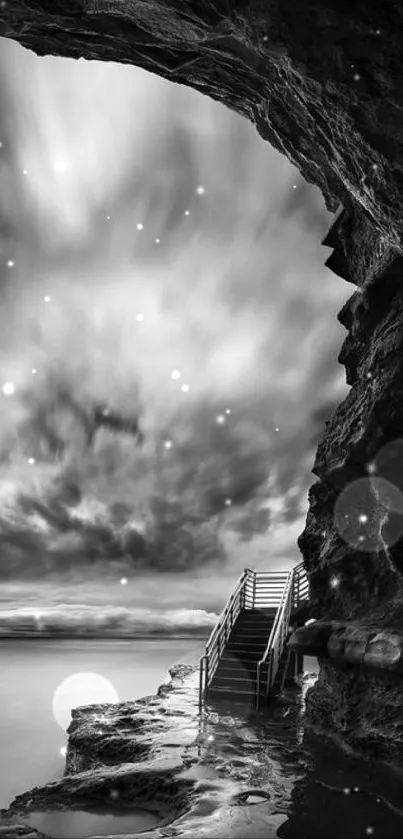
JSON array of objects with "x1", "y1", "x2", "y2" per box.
[
  {"x1": 0, "y1": 665, "x2": 302, "y2": 839},
  {"x1": 288, "y1": 621, "x2": 333, "y2": 656},
  {"x1": 3, "y1": 0, "x2": 403, "y2": 775}
]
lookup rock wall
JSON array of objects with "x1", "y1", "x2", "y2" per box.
[{"x1": 2, "y1": 0, "x2": 403, "y2": 766}]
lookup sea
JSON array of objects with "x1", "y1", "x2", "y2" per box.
[{"x1": 1, "y1": 640, "x2": 403, "y2": 839}]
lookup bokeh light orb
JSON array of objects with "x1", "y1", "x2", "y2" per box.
[
  {"x1": 373, "y1": 438, "x2": 403, "y2": 494},
  {"x1": 52, "y1": 672, "x2": 119, "y2": 731},
  {"x1": 334, "y1": 476, "x2": 403, "y2": 551},
  {"x1": 2, "y1": 382, "x2": 14, "y2": 395}
]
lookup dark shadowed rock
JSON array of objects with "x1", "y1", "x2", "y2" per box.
[{"x1": 3, "y1": 0, "x2": 403, "y2": 772}]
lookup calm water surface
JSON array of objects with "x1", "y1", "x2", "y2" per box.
[
  {"x1": 0, "y1": 638, "x2": 203, "y2": 810},
  {"x1": 2, "y1": 644, "x2": 403, "y2": 838}
]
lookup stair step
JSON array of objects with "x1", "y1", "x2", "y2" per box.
[
  {"x1": 214, "y1": 670, "x2": 268, "y2": 684},
  {"x1": 231, "y1": 632, "x2": 271, "y2": 639},
  {"x1": 210, "y1": 679, "x2": 256, "y2": 696},
  {"x1": 207, "y1": 688, "x2": 256, "y2": 701},
  {"x1": 224, "y1": 648, "x2": 266, "y2": 658}
]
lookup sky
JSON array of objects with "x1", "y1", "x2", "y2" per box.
[{"x1": 0, "y1": 36, "x2": 349, "y2": 636}]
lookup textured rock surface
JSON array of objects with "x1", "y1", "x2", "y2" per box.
[
  {"x1": 0, "y1": 665, "x2": 314, "y2": 839},
  {"x1": 3, "y1": 0, "x2": 403, "y2": 769},
  {"x1": 1, "y1": 1, "x2": 403, "y2": 253}
]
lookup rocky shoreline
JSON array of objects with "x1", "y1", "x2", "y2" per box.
[
  {"x1": 3, "y1": 663, "x2": 403, "y2": 838},
  {"x1": 0, "y1": 664, "x2": 313, "y2": 839}
]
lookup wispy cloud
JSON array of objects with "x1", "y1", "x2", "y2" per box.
[{"x1": 0, "y1": 38, "x2": 348, "y2": 611}]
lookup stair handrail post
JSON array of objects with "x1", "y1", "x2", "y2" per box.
[
  {"x1": 252, "y1": 570, "x2": 257, "y2": 609},
  {"x1": 255, "y1": 570, "x2": 294, "y2": 709}
]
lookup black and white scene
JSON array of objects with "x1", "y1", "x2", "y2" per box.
[{"x1": 1, "y1": 3, "x2": 403, "y2": 839}]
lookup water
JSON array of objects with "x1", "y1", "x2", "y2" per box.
[
  {"x1": 2, "y1": 644, "x2": 403, "y2": 838},
  {"x1": 0, "y1": 637, "x2": 203, "y2": 811},
  {"x1": 28, "y1": 809, "x2": 160, "y2": 838}
]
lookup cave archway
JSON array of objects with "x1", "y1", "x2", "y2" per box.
[{"x1": 3, "y1": 0, "x2": 403, "y2": 767}]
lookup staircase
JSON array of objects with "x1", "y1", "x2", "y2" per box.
[{"x1": 199, "y1": 563, "x2": 309, "y2": 710}]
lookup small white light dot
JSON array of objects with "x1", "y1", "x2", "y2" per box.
[
  {"x1": 136, "y1": 223, "x2": 144, "y2": 231},
  {"x1": 136, "y1": 313, "x2": 144, "y2": 322},
  {"x1": 7, "y1": 260, "x2": 14, "y2": 268},
  {"x1": 155, "y1": 238, "x2": 160, "y2": 244},
  {"x1": 181, "y1": 384, "x2": 190, "y2": 392},
  {"x1": 184, "y1": 210, "x2": 190, "y2": 216},
  {"x1": 263, "y1": 35, "x2": 268, "y2": 42},
  {"x1": 375, "y1": 29, "x2": 381, "y2": 35},
  {"x1": 366, "y1": 372, "x2": 372, "y2": 379},
  {"x1": 353, "y1": 73, "x2": 361, "y2": 81},
  {"x1": 225, "y1": 499, "x2": 232, "y2": 507},
  {"x1": 367, "y1": 462, "x2": 376, "y2": 474},
  {"x1": 365, "y1": 828, "x2": 374, "y2": 836},
  {"x1": 293, "y1": 184, "x2": 297, "y2": 189},
  {"x1": 28, "y1": 458, "x2": 35, "y2": 465},
  {"x1": 275, "y1": 427, "x2": 279, "y2": 432},
  {"x1": 164, "y1": 440, "x2": 173, "y2": 450},
  {"x1": 372, "y1": 163, "x2": 378, "y2": 171},
  {"x1": 171, "y1": 370, "x2": 181, "y2": 380},
  {"x1": 120, "y1": 577, "x2": 128, "y2": 586},
  {"x1": 0, "y1": 141, "x2": 3, "y2": 149},
  {"x1": 32, "y1": 368, "x2": 37, "y2": 375},
  {"x1": 207, "y1": 734, "x2": 214, "y2": 742},
  {"x1": 34, "y1": 611, "x2": 42, "y2": 620},
  {"x1": 44, "y1": 296, "x2": 51, "y2": 303},
  {"x1": 216, "y1": 415, "x2": 226, "y2": 425},
  {"x1": 106, "y1": 215, "x2": 111, "y2": 220},
  {"x1": 225, "y1": 409, "x2": 231, "y2": 415},
  {"x1": 358, "y1": 514, "x2": 368, "y2": 523},
  {"x1": 330, "y1": 576, "x2": 340, "y2": 589},
  {"x1": 2, "y1": 382, "x2": 15, "y2": 396},
  {"x1": 353, "y1": 787, "x2": 360, "y2": 792},
  {"x1": 343, "y1": 788, "x2": 351, "y2": 795},
  {"x1": 110, "y1": 789, "x2": 119, "y2": 801},
  {"x1": 102, "y1": 408, "x2": 110, "y2": 416},
  {"x1": 321, "y1": 531, "x2": 326, "y2": 537},
  {"x1": 23, "y1": 169, "x2": 28, "y2": 175},
  {"x1": 196, "y1": 185, "x2": 205, "y2": 195},
  {"x1": 358, "y1": 536, "x2": 365, "y2": 542},
  {"x1": 60, "y1": 746, "x2": 67, "y2": 757}
]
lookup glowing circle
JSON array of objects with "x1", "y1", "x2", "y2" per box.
[
  {"x1": 52, "y1": 672, "x2": 119, "y2": 731},
  {"x1": 44, "y1": 296, "x2": 51, "y2": 303},
  {"x1": 171, "y1": 370, "x2": 181, "y2": 380},
  {"x1": 334, "y1": 477, "x2": 403, "y2": 551},
  {"x1": 136, "y1": 223, "x2": 144, "y2": 230},
  {"x1": 120, "y1": 577, "x2": 128, "y2": 585},
  {"x1": 373, "y1": 439, "x2": 403, "y2": 495},
  {"x1": 2, "y1": 382, "x2": 14, "y2": 395},
  {"x1": 181, "y1": 384, "x2": 189, "y2": 392}
]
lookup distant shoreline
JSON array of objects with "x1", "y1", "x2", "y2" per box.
[{"x1": 0, "y1": 632, "x2": 208, "y2": 641}]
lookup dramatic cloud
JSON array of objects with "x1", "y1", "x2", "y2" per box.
[{"x1": 0, "y1": 37, "x2": 349, "y2": 627}]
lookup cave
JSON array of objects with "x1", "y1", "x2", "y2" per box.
[{"x1": 2, "y1": 0, "x2": 403, "y2": 770}]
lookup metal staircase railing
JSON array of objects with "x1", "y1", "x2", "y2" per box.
[
  {"x1": 292, "y1": 561, "x2": 309, "y2": 611},
  {"x1": 199, "y1": 567, "x2": 252, "y2": 709},
  {"x1": 199, "y1": 562, "x2": 309, "y2": 709},
  {"x1": 256, "y1": 570, "x2": 294, "y2": 710}
]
